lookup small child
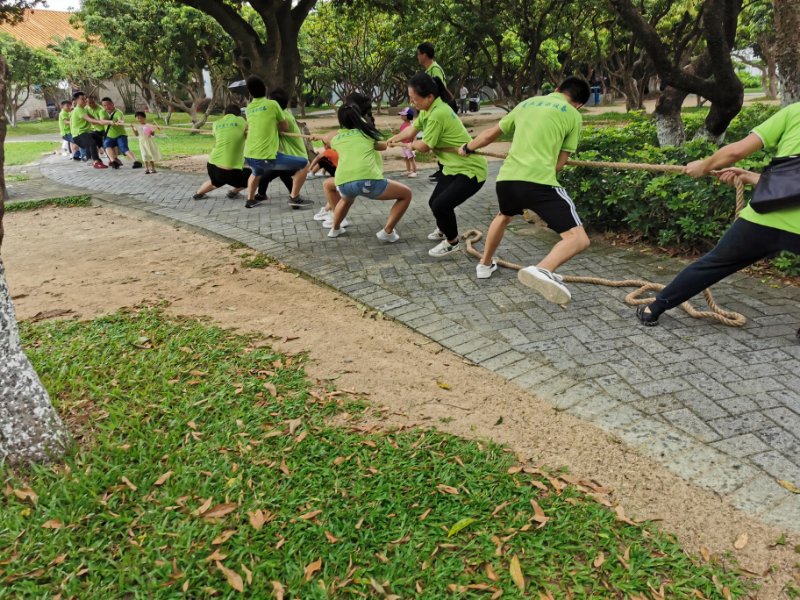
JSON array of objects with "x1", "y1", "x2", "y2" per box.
[
  {"x1": 398, "y1": 107, "x2": 417, "y2": 178},
  {"x1": 130, "y1": 111, "x2": 162, "y2": 174}
]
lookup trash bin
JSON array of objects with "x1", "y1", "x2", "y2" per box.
[{"x1": 469, "y1": 98, "x2": 480, "y2": 112}]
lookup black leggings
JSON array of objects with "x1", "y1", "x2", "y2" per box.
[
  {"x1": 257, "y1": 171, "x2": 294, "y2": 196},
  {"x1": 73, "y1": 132, "x2": 100, "y2": 161},
  {"x1": 428, "y1": 173, "x2": 484, "y2": 241},
  {"x1": 648, "y1": 218, "x2": 800, "y2": 317}
]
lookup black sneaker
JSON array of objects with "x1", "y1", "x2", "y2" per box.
[
  {"x1": 192, "y1": 193, "x2": 207, "y2": 200},
  {"x1": 72, "y1": 156, "x2": 82, "y2": 161},
  {"x1": 132, "y1": 161, "x2": 143, "y2": 169},
  {"x1": 254, "y1": 193, "x2": 267, "y2": 201},
  {"x1": 226, "y1": 190, "x2": 241, "y2": 199},
  {"x1": 428, "y1": 170, "x2": 442, "y2": 182},
  {"x1": 245, "y1": 198, "x2": 263, "y2": 209},
  {"x1": 288, "y1": 196, "x2": 311, "y2": 208}
]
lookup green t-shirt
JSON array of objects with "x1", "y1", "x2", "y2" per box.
[
  {"x1": 415, "y1": 97, "x2": 487, "y2": 182},
  {"x1": 243, "y1": 97, "x2": 285, "y2": 160},
  {"x1": 70, "y1": 105, "x2": 92, "y2": 137},
  {"x1": 331, "y1": 128, "x2": 383, "y2": 185},
  {"x1": 425, "y1": 61, "x2": 446, "y2": 84},
  {"x1": 86, "y1": 105, "x2": 104, "y2": 131},
  {"x1": 58, "y1": 109, "x2": 70, "y2": 136},
  {"x1": 209, "y1": 114, "x2": 247, "y2": 170},
  {"x1": 279, "y1": 109, "x2": 307, "y2": 159},
  {"x1": 101, "y1": 108, "x2": 127, "y2": 139},
  {"x1": 496, "y1": 92, "x2": 582, "y2": 187},
  {"x1": 738, "y1": 103, "x2": 800, "y2": 235}
]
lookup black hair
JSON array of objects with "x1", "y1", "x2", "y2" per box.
[
  {"x1": 269, "y1": 87, "x2": 289, "y2": 110},
  {"x1": 72, "y1": 91, "x2": 85, "y2": 100},
  {"x1": 224, "y1": 104, "x2": 242, "y2": 117},
  {"x1": 101, "y1": 96, "x2": 113, "y2": 103},
  {"x1": 60, "y1": 100, "x2": 72, "y2": 107},
  {"x1": 246, "y1": 75, "x2": 267, "y2": 98},
  {"x1": 557, "y1": 76, "x2": 591, "y2": 105},
  {"x1": 408, "y1": 72, "x2": 442, "y2": 100},
  {"x1": 134, "y1": 111, "x2": 146, "y2": 119},
  {"x1": 417, "y1": 42, "x2": 435, "y2": 59},
  {"x1": 337, "y1": 104, "x2": 382, "y2": 141},
  {"x1": 344, "y1": 92, "x2": 374, "y2": 127}
]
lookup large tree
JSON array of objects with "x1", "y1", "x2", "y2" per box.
[
  {"x1": 0, "y1": 1, "x2": 69, "y2": 465},
  {"x1": 0, "y1": 33, "x2": 61, "y2": 126},
  {"x1": 774, "y1": 0, "x2": 799, "y2": 105},
  {"x1": 609, "y1": 0, "x2": 745, "y2": 146},
  {"x1": 172, "y1": 0, "x2": 317, "y2": 99}
]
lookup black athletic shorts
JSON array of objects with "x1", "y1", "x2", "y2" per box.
[
  {"x1": 496, "y1": 180, "x2": 582, "y2": 233},
  {"x1": 207, "y1": 163, "x2": 251, "y2": 189}
]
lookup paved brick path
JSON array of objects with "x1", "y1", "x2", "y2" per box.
[{"x1": 33, "y1": 156, "x2": 800, "y2": 530}]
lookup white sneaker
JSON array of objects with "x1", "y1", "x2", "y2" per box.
[
  {"x1": 427, "y1": 227, "x2": 445, "y2": 241},
  {"x1": 408, "y1": 172, "x2": 418, "y2": 178},
  {"x1": 327, "y1": 227, "x2": 346, "y2": 238},
  {"x1": 428, "y1": 239, "x2": 460, "y2": 257},
  {"x1": 376, "y1": 228, "x2": 400, "y2": 243},
  {"x1": 476, "y1": 261, "x2": 497, "y2": 279},
  {"x1": 313, "y1": 207, "x2": 331, "y2": 221},
  {"x1": 517, "y1": 266, "x2": 571, "y2": 304},
  {"x1": 323, "y1": 217, "x2": 350, "y2": 228}
]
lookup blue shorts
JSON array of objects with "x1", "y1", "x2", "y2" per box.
[
  {"x1": 104, "y1": 135, "x2": 130, "y2": 154},
  {"x1": 336, "y1": 179, "x2": 389, "y2": 200},
  {"x1": 62, "y1": 134, "x2": 73, "y2": 143},
  {"x1": 244, "y1": 157, "x2": 276, "y2": 177},
  {"x1": 273, "y1": 152, "x2": 308, "y2": 172}
]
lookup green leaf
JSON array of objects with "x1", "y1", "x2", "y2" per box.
[{"x1": 447, "y1": 517, "x2": 478, "y2": 538}]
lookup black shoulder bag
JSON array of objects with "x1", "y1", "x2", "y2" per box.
[{"x1": 750, "y1": 155, "x2": 800, "y2": 214}]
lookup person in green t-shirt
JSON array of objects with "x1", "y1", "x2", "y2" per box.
[
  {"x1": 462, "y1": 77, "x2": 591, "y2": 305},
  {"x1": 192, "y1": 104, "x2": 251, "y2": 201},
  {"x1": 70, "y1": 91, "x2": 119, "y2": 169},
  {"x1": 242, "y1": 76, "x2": 291, "y2": 209},
  {"x1": 387, "y1": 72, "x2": 488, "y2": 258},
  {"x1": 254, "y1": 88, "x2": 313, "y2": 209},
  {"x1": 320, "y1": 104, "x2": 412, "y2": 242},
  {"x1": 58, "y1": 100, "x2": 81, "y2": 161},
  {"x1": 100, "y1": 97, "x2": 142, "y2": 170},
  {"x1": 637, "y1": 102, "x2": 800, "y2": 341}
]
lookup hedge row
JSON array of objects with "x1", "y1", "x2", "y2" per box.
[{"x1": 561, "y1": 104, "x2": 798, "y2": 275}]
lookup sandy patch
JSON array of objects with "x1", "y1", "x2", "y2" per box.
[{"x1": 3, "y1": 205, "x2": 799, "y2": 597}]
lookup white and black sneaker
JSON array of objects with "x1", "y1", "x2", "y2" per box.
[
  {"x1": 428, "y1": 239, "x2": 459, "y2": 257},
  {"x1": 476, "y1": 261, "x2": 497, "y2": 279},
  {"x1": 517, "y1": 266, "x2": 571, "y2": 304},
  {"x1": 427, "y1": 227, "x2": 445, "y2": 241}
]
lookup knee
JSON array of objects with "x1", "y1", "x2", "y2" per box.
[
  {"x1": 564, "y1": 228, "x2": 590, "y2": 252},
  {"x1": 576, "y1": 231, "x2": 590, "y2": 252}
]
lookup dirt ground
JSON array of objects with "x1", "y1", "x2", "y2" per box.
[{"x1": 4, "y1": 205, "x2": 799, "y2": 597}]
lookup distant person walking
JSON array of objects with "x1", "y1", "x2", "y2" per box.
[{"x1": 459, "y1": 84, "x2": 469, "y2": 114}]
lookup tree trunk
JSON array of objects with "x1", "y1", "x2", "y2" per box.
[
  {"x1": 654, "y1": 85, "x2": 688, "y2": 146},
  {"x1": 0, "y1": 54, "x2": 68, "y2": 466},
  {"x1": 774, "y1": 0, "x2": 800, "y2": 106}
]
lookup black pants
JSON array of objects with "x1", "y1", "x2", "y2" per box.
[
  {"x1": 648, "y1": 218, "x2": 800, "y2": 317},
  {"x1": 428, "y1": 173, "x2": 484, "y2": 241},
  {"x1": 257, "y1": 171, "x2": 295, "y2": 196},
  {"x1": 73, "y1": 132, "x2": 100, "y2": 161}
]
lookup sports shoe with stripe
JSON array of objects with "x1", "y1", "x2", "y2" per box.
[{"x1": 517, "y1": 266, "x2": 571, "y2": 304}]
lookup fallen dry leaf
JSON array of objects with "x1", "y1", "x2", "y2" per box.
[
  {"x1": 298, "y1": 509, "x2": 322, "y2": 521},
  {"x1": 485, "y1": 562, "x2": 499, "y2": 581},
  {"x1": 593, "y1": 552, "x2": 605, "y2": 568},
  {"x1": 216, "y1": 561, "x2": 244, "y2": 592},
  {"x1": 733, "y1": 533, "x2": 749, "y2": 550},
  {"x1": 195, "y1": 497, "x2": 213, "y2": 516},
  {"x1": 120, "y1": 477, "x2": 137, "y2": 492},
  {"x1": 777, "y1": 479, "x2": 800, "y2": 494},
  {"x1": 304, "y1": 558, "x2": 322, "y2": 581},
  {"x1": 242, "y1": 564, "x2": 253, "y2": 585},
  {"x1": 205, "y1": 549, "x2": 227, "y2": 562},
  {"x1": 42, "y1": 519, "x2": 63, "y2": 529},
  {"x1": 419, "y1": 508, "x2": 432, "y2": 521},
  {"x1": 509, "y1": 555, "x2": 525, "y2": 592},
  {"x1": 203, "y1": 503, "x2": 238, "y2": 520},
  {"x1": 280, "y1": 458, "x2": 290, "y2": 476},
  {"x1": 13, "y1": 488, "x2": 38, "y2": 504},
  {"x1": 325, "y1": 531, "x2": 339, "y2": 543},
  {"x1": 530, "y1": 499, "x2": 548, "y2": 527},
  {"x1": 436, "y1": 381, "x2": 451, "y2": 390},
  {"x1": 49, "y1": 554, "x2": 67, "y2": 566},
  {"x1": 154, "y1": 471, "x2": 173, "y2": 486},
  {"x1": 271, "y1": 580, "x2": 285, "y2": 600},
  {"x1": 248, "y1": 509, "x2": 268, "y2": 531},
  {"x1": 212, "y1": 530, "x2": 237, "y2": 545},
  {"x1": 614, "y1": 505, "x2": 638, "y2": 526},
  {"x1": 264, "y1": 382, "x2": 278, "y2": 397},
  {"x1": 436, "y1": 484, "x2": 459, "y2": 495},
  {"x1": 700, "y1": 546, "x2": 711, "y2": 562}
]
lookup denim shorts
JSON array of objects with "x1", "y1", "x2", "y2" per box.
[
  {"x1": 244, "y1": 157, "x2": 276, "y2": 177},
  {"x1": 62, "y1": 134, "x2": 73, "y2": 143},
  {"x1": 103, "y1": 135, "x2": 130, "y2": 154},
  {"x1": 336, "y1": 178, "x2": 389, "y2": 200}
]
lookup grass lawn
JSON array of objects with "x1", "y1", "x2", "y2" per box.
[
  {"x1": 5, "y1": 195, "x2": 91, "y2": 212},
  {"x1": 1, "y1": 308, "x2": 748, "y2": 598},
  {"x1": 3, "y1": 142, "x2": 61, "y2": 166}
]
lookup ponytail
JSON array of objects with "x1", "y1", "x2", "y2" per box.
[{"x1": 337, "y1": 104, "x2": 382, "y2": 141}]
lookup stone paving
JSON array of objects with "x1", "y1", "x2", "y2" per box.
[{"x1": 29, "y1": 155, "x2": 800, "y2": 531}]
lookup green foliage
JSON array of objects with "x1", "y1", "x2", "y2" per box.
[
  {"x1": 49, "y1": 37, "x2": 118, "y2": 95},
  {"x1": 1, "y1": 308, "x2": 749, "y2": 598},
  {"x1": 0, "y1": 33, "x2": 62, "y2": 124},
  {"x1": 5, "y1": 195, "x2": 92, "y2": 212}
]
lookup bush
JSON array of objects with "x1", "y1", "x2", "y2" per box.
[{"x1": 562, "y1": 104, "x2": 799, "y2": 275}]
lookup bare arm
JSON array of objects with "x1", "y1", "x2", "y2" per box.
[
  {"x1": 460, "y1": 124, "x2": 503, "y2": 154},
  {"x1": 387, "y1": 126, "x2": 419, "y2": 144},
  {"x1": 684, "y1": 133, "x2": 764, "y2": 177},
  {"x1": 556, "y1": 151, "x2": 571, "y2": 172},
  {"x1": 715, "y1": 167, "x2": 760, "y2": 186},
  {"x1": 278, "y1": 119, "x2": 289, "y2": 133},
  {"x1": 374, "y1": 141, "x2": 388, "y2": 151}
]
